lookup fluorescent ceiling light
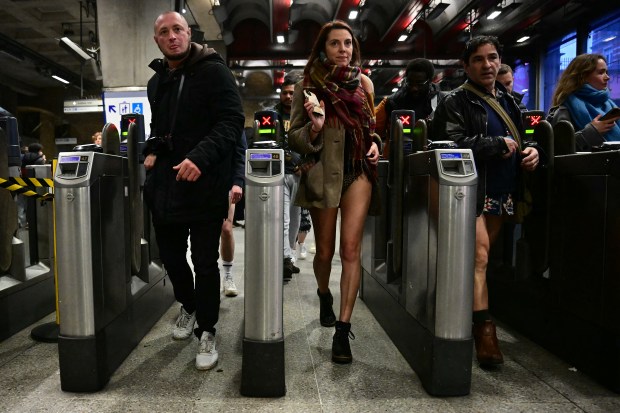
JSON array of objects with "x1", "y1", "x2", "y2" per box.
[
  {"x1": 52, "y1": 75, "x2": 70, "y2": 84},
  {"x1": 392, "y1": 87, "x2": 399, "y2": 93},
  {"x1": 398, "y1": 34, "x2": 409, "y2": 42},
  {"x1": 276, "y1": 35, "x2": 285, "y2": 44},
  {"x1": 487, "y1": 10, "x2": 502, "y2": 20},
  {"x1": 276, "y1": 88, "x2": 281, "y2": 93},
  {"x1": 348, "y1": 10, "x2": 358, "y2": 20},
  {"x1": 59, "y1": 37, "x2": 92, "y2": 62},
  {"x1": 603, "y1": 36, "x2": 616, "y2": 42},
  {"x1": 517, "y1": 36, "x2": 530, "y2": 43}
]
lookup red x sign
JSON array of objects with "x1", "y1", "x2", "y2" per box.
[{"x1": 262, "y1": 116, "x2": 272, "y2": 126}]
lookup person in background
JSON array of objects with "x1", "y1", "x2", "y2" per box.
[
  {"x1": 91, "y1": 131, "x2": 102, "y2": 146},
  {"x1": 18, "y1": 143, "x2": 46, "y2": 228},
  {"x1": 496, "y1": 64, "x2": 526, "y2": 110},
  {"x1": 274, "y1": 74, "x2": 303, "y2": 280},
  {"x1": 289, "y1": 20, "x2": 381, "y2": 364},
  {"x1": 432, "y1": 35, "x2": 541, "y2": 368},
  {"x1": 296, "y1": 208, "x2": 312, "y2": 260},
  {"x1": 219, "y1": 131, "x2": 247, "y2": 297},
  {"x1": 144, "y1": 11, "x2": 244, "y2": 371},
  {"x1": 374, "y1": 58, "x2": 447, "y2": 157},
  {"x1": 548, "y1": 53, "x2": 620, "y2": 151}
]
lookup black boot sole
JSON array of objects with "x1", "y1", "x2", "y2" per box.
[{"x1": 331, "y1": 354, "x2": 352, "y2": 364}]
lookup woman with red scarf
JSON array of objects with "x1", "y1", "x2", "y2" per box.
[{"x1": 289, "y1": 20, "x2": 381, "y2": 364}]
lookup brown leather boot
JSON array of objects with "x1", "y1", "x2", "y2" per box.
[{"x1": 473, "y1": 320, "x2": 504, "y2": 366}]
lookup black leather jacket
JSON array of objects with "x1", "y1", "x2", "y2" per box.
[{"x1": 431, "y1": 80, "x2": 540, "y2": 215}]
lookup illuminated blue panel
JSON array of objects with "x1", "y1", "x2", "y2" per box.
[
  {"x1": 250, "y1": 153, "x2": 273, "y2": 160},
  {"x1": 440, "y1": 153, "x2": 463, "y2": 159}
]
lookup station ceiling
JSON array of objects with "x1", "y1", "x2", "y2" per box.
[{"x1": 0, "y1": 0, "x2": 616, "y2": 98}]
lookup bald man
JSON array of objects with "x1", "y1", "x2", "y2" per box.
[{"x1": 143, "y1": 11, "x2": 244, "y2": 370}]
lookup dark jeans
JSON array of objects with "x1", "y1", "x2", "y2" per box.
[{"x1": 153, "y1": 217, "x2": 221, "y2": 337}]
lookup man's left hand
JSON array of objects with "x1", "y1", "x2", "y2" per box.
[{"x1": 173, "y1": 158, "x2": 202, "y2": 181}]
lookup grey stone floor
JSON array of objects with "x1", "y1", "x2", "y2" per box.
[{"x1": 2, "y1": 225, "x2": 620, "y2": 412}]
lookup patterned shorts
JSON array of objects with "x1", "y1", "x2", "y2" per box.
[
  {"x1": 483, "y1": 193, "x2": 514, "y2": 216},
  {"x1": 299, "y1": 208, "x2": 312, "y2": 232}
]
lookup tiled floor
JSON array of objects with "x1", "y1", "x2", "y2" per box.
[{"x1": 2, "y1": 225, "x2": 619, "y2": 412}]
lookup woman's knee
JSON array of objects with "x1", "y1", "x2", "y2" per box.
[
  {"x1": 339, "y1": 241, "x2": 361, "y2": 263},
  {"x1": 474, "y1": 244, "x2": 490, "y2": 270}
]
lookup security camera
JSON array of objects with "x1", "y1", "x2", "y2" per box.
[{"x1": 58, "y1": 37, "x2": 92, "y2": 63}]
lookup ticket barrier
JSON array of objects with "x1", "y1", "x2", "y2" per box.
[
  {"x1": 488, "y1": 120, "x2": 620, "y2": 393},
  {"x1": 0, "y1": 116, "x2": 55, "y2": 341},
  {"x1": 56, "y1": 123, "x2": 174, "y2": 392},
  {"x1": 361, "y1": 113, "x2": 477, "y2": 396},
  {"x1": 241, "y1": 146, "x2": 285, "y2": 397},
  {"x1": 253, "y1": 110, "x2": 281, "y2": 143}
]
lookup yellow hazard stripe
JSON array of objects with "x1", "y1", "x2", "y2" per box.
[
  {"x1": 8, "y1": 177, "x2": 54, "y2": 187},
  {"x1": 0, "y1": 178, "x2": 54, "y2": 200}
]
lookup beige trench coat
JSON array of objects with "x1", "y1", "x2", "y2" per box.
[{"x1": 288, "y1": 80, "x2": 381, "y2": 215}]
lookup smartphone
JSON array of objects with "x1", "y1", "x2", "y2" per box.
[{"x1": 600, "y1": 107, "x2": 620, "y2": 121}]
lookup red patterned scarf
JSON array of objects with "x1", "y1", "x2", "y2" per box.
[{"x1": 304, "y1": 55, "x2": 376, "y2": 178}]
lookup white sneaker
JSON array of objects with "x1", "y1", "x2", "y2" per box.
[
  {"x1": 196, "y1": 331, "x2": 219, "y2": 370},
  {"x1": 223, "y1": 274, "x2": 238, "y2": 297},
  {"x1": 172, "y1": 306, "x2": 196, "y2": 340},
  {"x1": 299, "y1": 243, "x2": 308, "y2": 260}
]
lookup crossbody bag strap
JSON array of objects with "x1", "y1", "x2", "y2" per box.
[
  {"x1": 168, "y1": 73, "x2": 185, "y2": 138},
  {"x1": 461, "y1": 82, "x2": 522, "y2": 148}
]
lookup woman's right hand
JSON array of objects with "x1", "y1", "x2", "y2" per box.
[
  {"x1": 304, "y1": 99, "x2": 325, "y2": 132},
  {"x1": 591, "y1": 114, "x2": 619, "y2": 134}
]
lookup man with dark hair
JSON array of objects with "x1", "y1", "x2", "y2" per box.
[
  {"x1": 432, "y1": 35, "x2": 541, "y2": 367},
  {"x1": 375, "y1": 58, "x2": 447, "y2": 157},
  {"x1": 144, "y1": 11, "x2": 244, "y2": 370},
  {"x1": 497, "y1": 63, "x2": 526, "y2": 110},
  {"x1": 275, "y1": 73, "x2": 303, "y2": 280}
]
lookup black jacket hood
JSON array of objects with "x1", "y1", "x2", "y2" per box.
[{"x1": 149, "y1": 42, "x2": 220, "y2": 74}]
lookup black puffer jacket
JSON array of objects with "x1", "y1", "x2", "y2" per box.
[
  {"x1": 431, "y1": 80, "x2": 541, "y2": 215},
  {"x1": 144, "y1": 43, "x2": 245, "y2": 223}
]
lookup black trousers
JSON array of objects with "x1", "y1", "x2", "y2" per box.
[{"x1": 153, "y1": 216, "x2": 221, "y2": 337}]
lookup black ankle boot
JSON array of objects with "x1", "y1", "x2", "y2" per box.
[
  {"x1": 317, "y1": 289, "x2": 336, "y2": 327},
  {"x1": 332, "y1": 321, "x2": 355, "y2": 364}
]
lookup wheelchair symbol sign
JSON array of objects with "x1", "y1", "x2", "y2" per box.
[{"x1": 132, "y1": 103, "x2": 143, "y2": 114}]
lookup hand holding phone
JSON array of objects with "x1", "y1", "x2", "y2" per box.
[{"x1": 600, "y1": 107, "x2": 620, "y2": 122}]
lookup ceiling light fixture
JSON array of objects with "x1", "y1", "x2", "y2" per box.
[
  {"x1": 517, "y1": 35, "x2": 530, "y2": 43},
  {"x1": 426, "y1": 1, "x2": 449, "y2": 20},
  {"x1": 59, "y1": 37, "x2": 93, "y2": 62},
  {"x1": 348, "y1": 10, "x2": 358, "y2": 20},
  {"x1": 398, "y1": 33, "x2": 409, "y2": 42},
  {"x1": 487, "y1": 7, "x2": 502, "y2": 20},
  {"x1": 276, "y1": 34, "x2": 286, "y2": 44},
  {"x1": 52, "y1": 75, "x2": 70, "y2": 84}
]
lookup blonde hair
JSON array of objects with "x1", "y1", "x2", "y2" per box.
[{"x1": 551, "y1": 53, "x2": 606, "y2": 107}]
